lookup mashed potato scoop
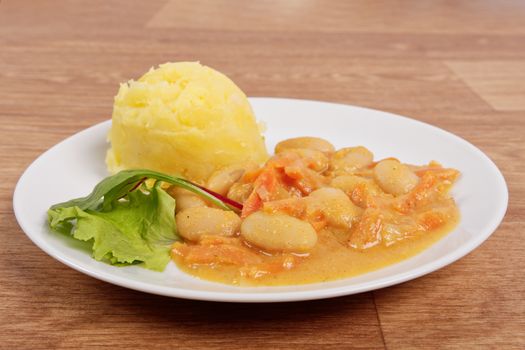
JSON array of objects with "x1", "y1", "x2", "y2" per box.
[{"x1": 106, "y1": 62, "x2": 268, "y2": 182}]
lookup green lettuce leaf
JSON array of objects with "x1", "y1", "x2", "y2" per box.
[
  {"x1": 48, "y1": 182, "x2": 177, "y2": 271},
  {"x1": 47, "y1": 169, "x2": 237, "y2": 271}
]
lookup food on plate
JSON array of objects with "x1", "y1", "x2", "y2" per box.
[
  {"x1": 47, "y1": 62, "x2": 461, "y2": 286},
  {"x1": 171, "y1": 138, "x2": 460, "y2": 285},
  {"x1": 48, "y1": 139, "x2": 460, "y2": 284},
  {"x1": 106, "y1": 62, "x2": 268, "y2": 182}
]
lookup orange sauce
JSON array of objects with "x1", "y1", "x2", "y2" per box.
[
  {"x1": 172, "y1": 212, "x2": 458, "y2": 286},
  {"x1": 170, "y1": 141, "x2": 461, "y2": 286}
]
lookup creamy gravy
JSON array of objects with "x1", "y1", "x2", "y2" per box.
[{"x1": 173, "y1": 211, "x2": 458, "y2": 286}]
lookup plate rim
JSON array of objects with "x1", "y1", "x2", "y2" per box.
[{"x1": 13, "y1": 97, "x2": 509, "y2": 302}]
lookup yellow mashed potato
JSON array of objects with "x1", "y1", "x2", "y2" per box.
[{"x1": 106, "y1": 62, "x2": 268, "y2": 182}]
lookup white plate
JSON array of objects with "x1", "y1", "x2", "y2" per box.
[{"x1": 13, "y1": 98, "x2": 508, "y2": 302}]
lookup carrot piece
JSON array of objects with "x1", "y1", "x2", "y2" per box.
[
  {"x1": 348, "y1": 208, "x2": 383, "y2": 249},
  {"x1": 242, "y1": 192, "x2": 263, "y2": 218},
  {"x1": 173, "y1": 237, "x2": 263, "y2": 266},
  {"x1": 242, "y1": 166, "x2": 279, "y2": 217},
  {"x1": 418, "y1": 210, "x2": 445, "y2": 231},
  {"x1": 394, "y1": 172, "x2": 438, "y2": 214},
  {"x1": 241, "y1": 151, "x2": 328, "y2": 217},
  {"x1": 415, "y1": 167, "x2": 460, "y2": 181}
]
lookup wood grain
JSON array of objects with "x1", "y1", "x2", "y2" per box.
[
  {"x1": 1, "y1": 1, "x2": 524, "y2": 349},
  {"x1": 445, "y1": 61, "x2": 525, "y2": 111},
  {"x1": 150, "y1": 0, "x2": 525, "y2": 35}
]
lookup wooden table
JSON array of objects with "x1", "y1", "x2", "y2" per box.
[{"x1": 1, "y1": 1, "x2": 524, "y2": 348}]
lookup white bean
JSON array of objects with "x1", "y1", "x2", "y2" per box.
[
  {"x1": 167, "y1": 186, "x2": 207, "y2": 213},
  {"x1": 275, "y1": 137, "x2": 335, "y2": 154},
  {"x1": 373, "y1": 159, "x2": 419, "y2": 196},
  {"x1": 280, "y1": 148, "x2": 330, "y2": 173},
  {"x1": 176, "y1": 207, "x2": 241, "y2": 241},
  {"x1": 227, "y1": 182, "x2": 253, "y2": 203},
  {"x1": 306, "y1": 187, "x2": 362, "y2": 229},
  {"x1": 207, "y1": 166, "x2": 246, "y2": 196},
  {"x1": 241, "y1": 211, "x2": 317, "y2": 252},
  {"x1": 331, "y1": 175, "x2": 382, "y2": 196},
  {"x1": 331, "y1": 146, "x2": 374, "y2": 174}
]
